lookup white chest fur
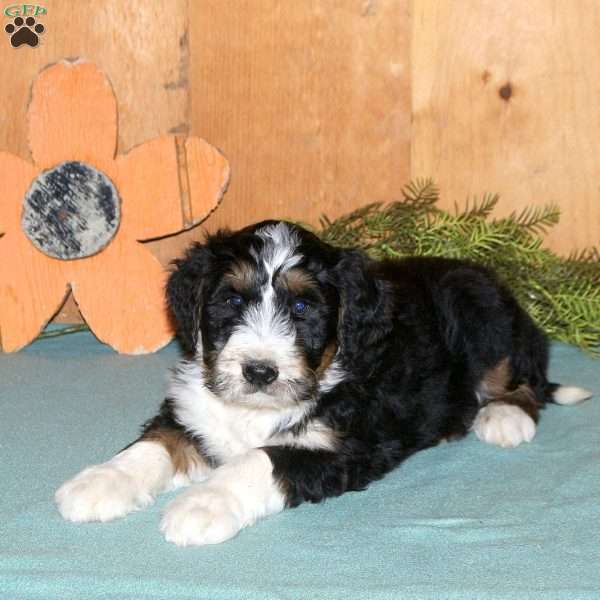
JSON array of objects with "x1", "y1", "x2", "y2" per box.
[{"x1": 169, "y1": 361, "x2": 313, "y2": 462}]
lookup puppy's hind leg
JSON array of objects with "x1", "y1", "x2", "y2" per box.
[
  {"x1": 473, "y1": 396, "x2": 537, "y2": 449},
  {"x1": 56, "y1": 426, "x2": 209, "y2": 523},
  {"x1": 472, "y1": 359, "x2": 540, "y2": 449}
]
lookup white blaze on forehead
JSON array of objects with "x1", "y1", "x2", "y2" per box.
[
  {"x1": 219, "y1": 223, "x2": 305, "y2": 381},
  {"x1": 235, "y1": 222, "x2": 301, "y2": 361},
  {"x1": 254, "y1": 222, "x2": 303, "y2": 279}
]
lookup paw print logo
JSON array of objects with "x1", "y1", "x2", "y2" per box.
[{"x1": 5, "y1": 16, "x2": 44, "y2": 48}]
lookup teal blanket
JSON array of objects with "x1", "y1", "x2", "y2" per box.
[{"x1": 1, "y1": 331, "x2": 599, "y2": 599}]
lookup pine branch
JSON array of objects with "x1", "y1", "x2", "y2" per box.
[
  {"x1": 457, "y1": 193, "x2": 499, "y2": 218},
  {"x1": 401, "y1": 178, "x2": 439, "y2": 205},
  {"x1": 319, "y1": 180, "x2": 600, "y2": 354},
  {"x1": 507, "y1": 204, "x2": 561, "y2": 233},
  {"x1": 37, "y1": 182, "x2": 600, "y2": 354}
]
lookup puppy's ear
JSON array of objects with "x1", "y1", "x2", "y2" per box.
[
  {"x1": 334, "y1": 250, "x2": 391, "y2": 377},
  {"x1": 166, "y1": 243, "x2": 214, "y2": 354}
]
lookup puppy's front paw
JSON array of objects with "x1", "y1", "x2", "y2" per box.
[
  {"x1": 160, "y1": 487, "x2": 242, "y2": 546},
  {"x1": 55, "y1": 464, "x2": 153, "y2": 522},
  {"x1": 473, "y1": 402, "x2": 536, "y2": 448}
]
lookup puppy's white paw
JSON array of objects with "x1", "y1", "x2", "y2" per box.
[
  {"x1": 55, "y1": 464, "x2": 153, "y2": 522},
  {"x1": 473, "y1": 402, "x2": 536, "y2": 448},
  {"x1": 160, "y1": 487, "x2": 242, "y2": 546}
]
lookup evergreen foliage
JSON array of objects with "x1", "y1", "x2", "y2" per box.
[{"x1": 319, "y1": 179, "x2": 600, "y2": 354}]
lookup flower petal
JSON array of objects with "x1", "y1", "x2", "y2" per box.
[
  {"x1": 0, "y1": 152, "x2": 36, "y2": 234},
  {"x1": 115, "y1": 136, "x2": 185, "y2": 240},
  {"x1": 115, "y1": 136, "x2": 230, "y2": 241},
  {"x1": 28, "y1": 61, "x2": 117, "y2": 171},
  {"x1": 0, "y1": 235, "x2": 69, "y2": 351},
  {"x1": 70, "y1": 240, "x2": 173, "y2": 354},
  {"x1": 185, "y1": 137, "x2": 230, "y2": 226}
]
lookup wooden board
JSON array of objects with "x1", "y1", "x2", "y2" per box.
[
  {"x1": 0, "y1": 61, "x2": 228, "y2": 352},
  {"x1": 5, "y1": 0, "x2": 598, "y2": 330},
  {"x1": 0, "y1": 0, "x2": 189, "y2": 160},
  {"x1": 2, "y1": 1, "x2": 411, "y2": 324},
  {"x1": 411, "y1": 0, "x2": 600, "y2": 255},
  {"x1": 0, "y1": 0, "x2": 189, "y2": 324},
  {"x1": 189, "y1": 0, "x2": 411, "y2": 234}
]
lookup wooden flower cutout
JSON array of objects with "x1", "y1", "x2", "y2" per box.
[{"x1": 0, "y1": 60, "x2": 229, "y2": 353}]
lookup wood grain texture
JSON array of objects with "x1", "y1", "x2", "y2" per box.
[
  {"x1": 2, "y1": 1, "x2": 411, "y2": 325},
  {"x1": 0, "y1": 61, "x2": 173, "y2": 352},
  {"x1": 0, "y1": 59, "x2": 227, "y2": 346},
  {"x1": 0, "y1": 0, "x2": 189, "y2": 324},
  {"x1": 4, "y1": 0, "x2": 598, "y2": 332},
  {"x1": 0, "y1": 154, "x2": 65, "y2": 350},
  {"x1": 0, "y1": 0, "x2": 188, "y2": 158},
  {"x1": 411, "y1": 0, "x2": 600, "y2": 254},
  {"x1": 189, "y1": 0, "x2": 411, "y2": 234}
]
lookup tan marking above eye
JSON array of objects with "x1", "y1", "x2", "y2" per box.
[
  {"x1": 223, "y1": 261, "x2": 255, "y2": 292},
  {"x1": 278, "y1": 267, "x2": 318, "y2": 296}
]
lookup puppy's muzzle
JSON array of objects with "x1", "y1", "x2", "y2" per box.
[{"x1": 242, "y1": 361, "x2": 279, "y2": 387}]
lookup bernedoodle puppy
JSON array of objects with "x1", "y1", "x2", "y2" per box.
[{"x1": 56, "y1": 221, "x2": 592, "y2": 545}]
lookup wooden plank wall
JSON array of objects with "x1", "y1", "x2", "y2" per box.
[
  {"x1": 1, "y1": 1, "x2": 598, "y2": 325},
  {"x1": 412, "y1": 0, "x2": 600, "y2": 255},
  {"x1": 189, "y1": 0, "x2": 410, "y2": 233}
]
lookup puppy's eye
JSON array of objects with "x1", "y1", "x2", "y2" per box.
[
  {"x1": 292, "y1": 300, "x2": 309, "y2": 315},
  {"x1": 226, "y1": 295, "x2": 244, "y2": 307}
]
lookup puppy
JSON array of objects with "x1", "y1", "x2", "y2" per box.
[{"x1": 56, "y1": 220, "x2": 592, "y2": 545}]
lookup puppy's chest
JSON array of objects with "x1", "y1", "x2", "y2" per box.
[{"x1": 174, "y1": 389, "x2": 299, "y2": 462}]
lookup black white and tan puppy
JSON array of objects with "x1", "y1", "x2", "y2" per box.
[{"x1": 56, "y1": 221, "x2": 592, "y2": 545}]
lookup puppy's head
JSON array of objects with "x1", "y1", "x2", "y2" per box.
[{"x1": 167, "y1": 221, "x2": 343, "y2": 410}]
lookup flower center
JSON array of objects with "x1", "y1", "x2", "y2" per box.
[{"x1": 21, "y1": 161, "x2": 121, "y2": 260}]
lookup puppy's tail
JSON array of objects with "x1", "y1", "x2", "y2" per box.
[{"x1": 547, "y1": 383, "x2": 593, "y2": 406}]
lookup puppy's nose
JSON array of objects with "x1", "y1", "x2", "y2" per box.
[{"x1": 242, "y1": 361, "x2": 279, "y2": 386}]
